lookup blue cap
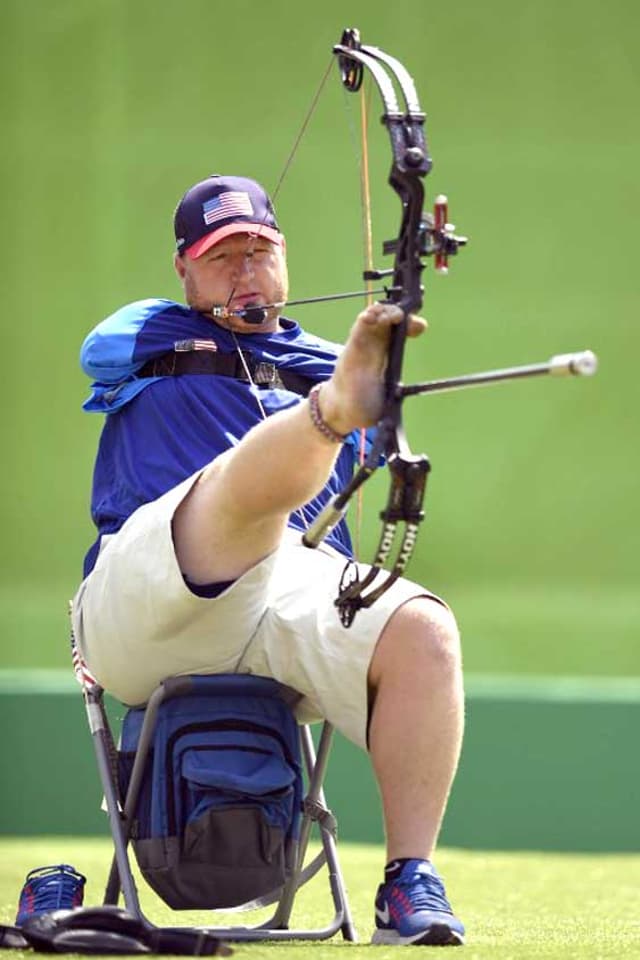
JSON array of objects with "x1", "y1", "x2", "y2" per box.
[{"x1": 174, "y1": 174, "x2": 283, "y2": 259}]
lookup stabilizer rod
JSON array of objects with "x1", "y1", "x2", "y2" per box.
[{"x1": 400, "y1": 350, "x2": 597, "y2": 398}]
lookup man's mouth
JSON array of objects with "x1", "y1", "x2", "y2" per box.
[{"x1": 230, "y1": 293, "x2": 262, "y2": 311}]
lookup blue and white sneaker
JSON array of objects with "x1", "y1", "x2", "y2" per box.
[
  {"x1": 15, "y1": 864, "x2": 86, "y2": 926},
  {"x1": 372, "y1": 859, "x2": 465, "y2": 946}
]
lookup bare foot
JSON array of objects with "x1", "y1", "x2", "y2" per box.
[{"x1": 319, "y1": 302, "x2": 427, "y2": 433}]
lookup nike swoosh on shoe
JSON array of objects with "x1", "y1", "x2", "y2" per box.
[{"x1": 375, "y1": 902, "x2": 391, "y2": 925}]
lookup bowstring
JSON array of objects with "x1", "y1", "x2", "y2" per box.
[
  {"x1": 227, "y1": 57, "x2": 336, "y2": 534},
  {"x1": 224, "y1": 57, "x2": 335, "y2": 317},
  {"x1": 226, "y1": 59, "x2": 375, "y2": 547},
  {"x1": 270, "y1": 57, "x2": 336, "y2": 208}
]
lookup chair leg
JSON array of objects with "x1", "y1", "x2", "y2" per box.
[
  {"x1": 83, "y1": 686, "x2": 144, "y2": 920},
  {"x1": 300, "y1": 722, "x2": 357, "y2": 941}
]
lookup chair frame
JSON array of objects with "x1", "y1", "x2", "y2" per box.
[{"x1": 82, "y1": 675, "x2": 357, "y2": 943}]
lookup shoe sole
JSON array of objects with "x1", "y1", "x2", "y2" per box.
[{"x1": 372, "y1": 923, "x2": 464, "y2": 946}]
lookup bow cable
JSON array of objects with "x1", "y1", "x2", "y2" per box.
[{"x1": 355, "y1": 77, "x2": 375, "y2": 558}]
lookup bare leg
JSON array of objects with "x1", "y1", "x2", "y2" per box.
[
  {"x1": 367, "y1": 597, "x2": 464, "y2": 860},
  {"x1": 173, "y1": 303, "x2": 426, "y2": 584}
]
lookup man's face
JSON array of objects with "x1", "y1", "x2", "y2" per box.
[{"x1": 174, "y1": 233, "x2": 289, "y2": 333}]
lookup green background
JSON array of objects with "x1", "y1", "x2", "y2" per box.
[{"x1": 0, "y1": 0, "x2": 638, "y2": 680}]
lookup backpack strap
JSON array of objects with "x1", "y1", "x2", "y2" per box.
[{"x1": 137, "y1": 349, "x2": 315, "y2": 397}]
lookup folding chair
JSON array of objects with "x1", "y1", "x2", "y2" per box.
[{"x1": 78, "y1": 666, "x2": 357, "y2": 943}]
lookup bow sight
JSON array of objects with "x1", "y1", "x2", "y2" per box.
[{"x1": 379, "y1": 196, "x2": 467, "y2": 275}]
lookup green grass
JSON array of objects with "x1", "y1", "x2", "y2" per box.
[{"x1": 1, "y1": 840, "x2": 639, "y2": 958}]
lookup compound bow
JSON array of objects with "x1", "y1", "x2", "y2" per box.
[
  {"x1": 299, "y1": 28, "x2": 465, "y2": 626},
  {"x1": 300, "y1": 28, "x2": 595, "y2": 627}
]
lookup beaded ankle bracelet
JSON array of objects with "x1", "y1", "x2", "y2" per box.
[{"x1": 308, "y1": 384, "x2": 348, "y2": 444}]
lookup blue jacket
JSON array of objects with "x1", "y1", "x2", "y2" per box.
[{"x1": 80, "y1": 298, "x2": 360, "y2": 576}]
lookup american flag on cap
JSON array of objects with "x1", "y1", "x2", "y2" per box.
[{"x1": 202, "y1": 191, "x2": 254, "y2": 226}]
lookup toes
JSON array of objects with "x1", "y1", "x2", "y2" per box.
[
  {"x1": 358, "y1": 302, "x2": 403, "y2": 326},
  {"x1": 357, "y1": 302, "x2": 427, "y2": 336},
  {"x1": 407, "y1": 315, "x2": 428, "y2": 337}
]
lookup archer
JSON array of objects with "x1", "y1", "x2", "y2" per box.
[{"x1": 71, "y1": 171, "x2": 466, "y2": 946}]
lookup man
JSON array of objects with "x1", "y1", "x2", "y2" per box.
[{"x1": 73, "y1": 174, "x2": 466, "y2": 947}]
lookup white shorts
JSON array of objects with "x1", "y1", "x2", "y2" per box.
[{"x1": 72, "y1": 471, "x2": 445, "y2": 749}]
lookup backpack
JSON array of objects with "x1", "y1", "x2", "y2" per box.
[{"x1": 118, "y1": 675, "x2": 303, "y2": 910}]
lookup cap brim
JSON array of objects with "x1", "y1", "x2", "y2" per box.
[{"x1": 185, "y1": 223, "x2": 284, "y2": 260}]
